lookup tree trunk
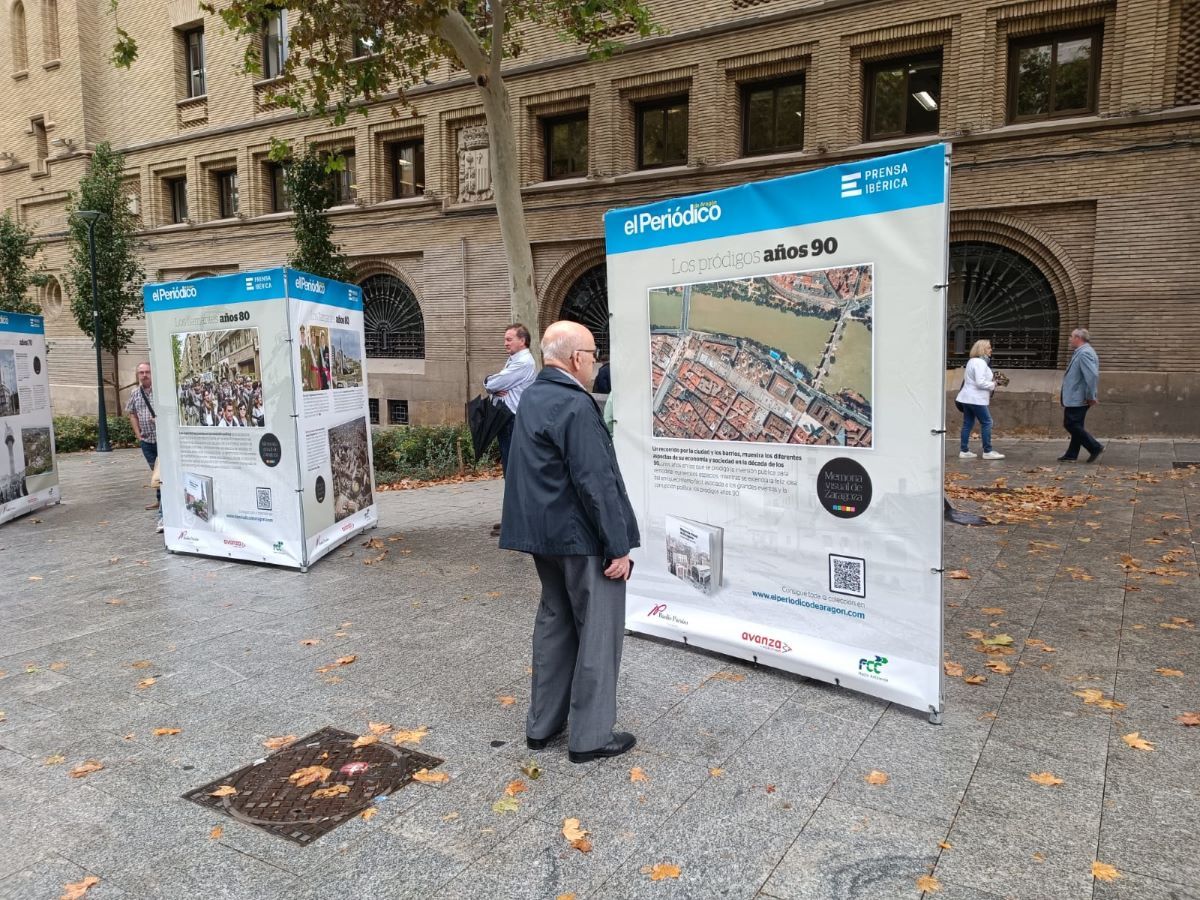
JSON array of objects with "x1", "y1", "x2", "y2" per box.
[{"x1": 437, "y1": 9, "x2": 543, "y2": 364}]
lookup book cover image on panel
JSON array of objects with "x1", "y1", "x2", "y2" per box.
[{"x1": 664, "y1": 515, "x2": 724, "y2": 595}]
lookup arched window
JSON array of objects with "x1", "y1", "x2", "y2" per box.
[
  {"x1": 41, "y1": 0, "x2": 57, "y2": 59},
  {"x1": 947, "y1": 242, "x2": 1059, "y2": 369},
  {"x1": 42, "y1": 276, "x2": 62, "y2": 314},
  {"x1": 559, "y1": 264, "x2": 610, "y2": 357},
  {"x1": 11, "y1": 1, "x2": 28, "y2": 70},
  {"x1": 360, "y1": 274, "x2": 424, "y2": 359}
]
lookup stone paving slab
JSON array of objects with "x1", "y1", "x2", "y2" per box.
[{"x1": 0, "y1": 439, "x2": 1198, "y2": 899}]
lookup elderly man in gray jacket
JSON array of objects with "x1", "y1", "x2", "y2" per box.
[
  {"x1": 1059, "y1": 328, "x2": 1104, "y2": 463},
  {"x1": 499, "y1": 320, "x2": 640, "y2": 763}
]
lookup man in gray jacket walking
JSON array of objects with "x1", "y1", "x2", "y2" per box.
[
  {"x1": 499, "y1": 321, "x2": 640, "y2": 763},
  {"x1": 1059, "y1": 328, "x2": 1104, "y2": 463}
]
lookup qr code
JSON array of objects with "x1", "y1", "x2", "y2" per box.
[
  {"x1": 256, "y1": 487, "x2": 272, "y2": 511},
  {"x1": 829, "y1": 554, "x2": 866, "y2": 598}
]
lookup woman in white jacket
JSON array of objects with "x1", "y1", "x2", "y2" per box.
[{"x1": 956, "y1": 340, "x2": 1005, "y2": 460}]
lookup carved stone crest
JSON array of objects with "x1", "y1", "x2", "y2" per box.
[{"x1": 456, "y1": 125, "x2": 493, "y2": 203}]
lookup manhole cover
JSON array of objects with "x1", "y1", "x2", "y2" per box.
[{"x1": 183, "y1": 727, "x2": 443, "y2": 844}]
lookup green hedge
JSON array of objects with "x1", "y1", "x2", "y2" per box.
[
  {"x1": 371, "y1": 424, "x2": 499, "y2": 483},
  {"x1": 53, "y1": 415, "x2": 139, "y2": 452}
]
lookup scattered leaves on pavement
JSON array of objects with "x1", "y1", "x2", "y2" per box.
[
  {"x1": 1073, "y1": 689, "x2": 1125, "y2": 710},
  {"x1": 708, "y1": 768, "x2": 725, "y2": 777},
  {"x1": 360, "y1": 807, "x2": 378, "y2": 822},
  {"x1": 311, "y1": 784, "x2": 351, "y2": 799},
  {"x1": 129, "y1": 660, "x2": 152, "y2": 669},
  {"x1": 1029, "y1": 772, "x2": 1064, "y2": 787},
  {"x1": 571, "y1": 837, "x2": 593, "y2": 853},
  {"x1": 938, "y1": 841, "x2": 953, "y2": 850},
  {"x1": 492, "y1": 797, "x2": 521, "y2": 814},
  {"x1": 1175, "y1": 712, "x2": 1200, "y2": 726},
  {"x1": 979, "y1": 607, "x2": 1006, "y2": 615},
  {"x1": 562, "y1": 818, "x2": 589, "y2": 842},
  {"x1": 59, "y1": 875, "x2": 100, "y2": 899},
  {"x1": 497, "y1": 695, "x2": 516, "y2": 707},
  {"x1": 363, "y1": 537, "x2": 385, "y2": 551},
  {"x1": 630, "y1": 767, "x2": 649, "y2": 783},
  {"x1": 263, "y1": 735, "x2": 297, "y2": 751},
  {"x1": 412, "y1": 768, "x2": 449, "y2": 784},
  {"x1": 981, "y1": 633, "x2": 1014, "y2": 647},
  {"x1": 1092, "y1": 861, "x2": 1121, "y2": 882},
  {"x1": 916, "y1": 874, "x2": 941, "y2": 892},
  {"x1": 352, "y1": 734, "x2": 378, "y2": 748},
  {"x1": 68, "y1": 760, "x2": 104, "y2": 778},
  {"x1": 368, "y1": 721, "x2": 393, "y2": 735},
  {"x1": 1155, "y1": 667, "x2": 1184, "y2": 677},
  {"x1": 707, "y1": 671, "x2": 747, "y2": 683},
  {"x1": 392, "y1": 726, "x2": 429, "y2": 745},
  {"x1": 152, "y1": 727, "x2": 181, "y2": 737},
  {"x1": 985, "y1": 660, "x2": 1013, "y2": 675},
  {"x1": 288, "y1": 765, "x2": 332, "y2": 787},
  {"x1": 947, "y1": 570, "x2": 971, "y2": 580},
  {"x1": 43, "y1": 753, "x2": 66, "y2": 766},
  {"x1": 1121, "y1": 732, "x2": 1155, "y2": 752},
  {"x1": 964, "y1": 675, "x2": 988, "y2": 685},
  {"x1": 209, "y1": 825, "x2": 223, "y2": 840},
  {"x1": 643, "y1": 863, "x2": 682, "y2": 881},
  {"x1": 943, "y1": 661, "x2": 964, "y2": 677},
  {"x1": 315, "y1": 655, "x2": 356, "y2": 674},
  {"x1": 504, "y1": 779, "x2": 527, "y2": 797},
  {"x1": 136, "y1": 677, "x2": 156, "y2": 689},
  {"x1": 210, "y1": 785, "x2": 238, "y2": 798},
  {"x1": 865, "y1": 770, "x2": 889, "y2": 785}
]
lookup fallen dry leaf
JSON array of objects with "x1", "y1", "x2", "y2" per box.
[
  {"x1": 630, "y1": 767, "x2": 649, "y2": 783},
  {"x1": 152, "y1": 727, "x2": 181, "y2": 737},
  {"x1": 557, "y1": 894, "x2": 577, "y2": 900},
  {"x1": 209, "y1": 825, "x2": 223, "y2": 840},
  {"x1": 315, "y1": 654, "x2": 357, "y2": 674},
  {"x1": 412, "y1": 768, "x2": 449, "y2": 784},
  {"x1": 59, "y1": 875, "x2": 100, "y2": 900},
  {"x1": 1155, "y1": 667, "x2": 1185, "y2": 677},
  {"x1": 497, "y1": 695, "x2": 516, "y2": 707},
  {"x1": 210, "y1": 785, "x2": 238, "y2": 798},
  {"x1": 49, "y1": 662, "x2": 67, "y2": 672},
  {"x1": 644, "y1": 863, "x2": 682, "y2": 882},
  {"x1": 916, "y1": 874, "x2": 941, "y2": 893},
  {"x1": 947, "y1": 570, "x2": 971, "y2": 580},
  {"x1": 352, "y1": 734, "x2": 378, "y2": 748},
  {"x1": 964, "y1": 674, "x2": 988, "y2": 685},
  {"x1": 979, "y1": 607, "x2": 1006, "y2": 615},
  {"x1": 44, "y1": 753, "x2": 67, "y2": 766},
  {"x1": 1073, "y1": 689, "x2": 1126, "y2": 710},
  {"x1": 1092, "y1": 861, "x2": 1121, "y2": 882},
  {"x1": 938, "y1": 841, "x2": 953, "y2": 850},
  {"x1": 360, "y1": 806, "x2": 378, "y2": 822},
  {"x1": 1121, "y1": 732, "x2": 1155, "y2": 752},
  {"x1": 311, "y1": 783, "x2": 351, "y2": 799},
  {"x1": 562, "y1": 817, "x2": 589, "y2": 842},
  {"x1": 981, "y1": 633, "x2": 1015, "y2": 647},
  {"x1": 708, "y1": 768, "x2": 725, "y2": 777},
  {"x1": 288, "y1": 765, "x2": 333, "y2": 787},
  {"x1": 985, "y1": 660, "x2": 1013, "y2": 675},
  {"x1": 521, "y1": 761, "x2": 542, "y2": 779},
  {"x1": 300, "y1": 639, "x2": 321, "y2": 647},
  {"x1": 68, "y1": 760, "x2": 104, "y2": 779},
  {"x1": 130, "y1": 660, "x2": 152, "y2": 669},
  {"x1": 136, "y1": 677, "x2": 156, "y2": 689},
  {"x1": 263, "y1": 735, "x2": 297, "y2": 751},
  {"x1": 571, "y1": 837, "x2": 593, "y2": 853},
  {"x1": 1175, "y1": 712, "x2": 1200, "y2": 726},
  {"x1": 1029, "y1": 772, "x2": 1064, "y2": 787},
  {"x1": 368, "y1": 721, "x2": 393, "y2": 735},
  {"x1": 504, "y1": 779, "x2": 528, "y2": 797},
  {"x1": 708, "y1": 671, "x2": 747, "y2": 683},
  {"x1": 865, "y1": 770, "x2": 889, "y2": 785},
  {"x1": 943, "y1": 661, "x2": 964, "y2": 677},
  {"x1": 392, "y1": 726, "x2": 429, "y2": 745}
]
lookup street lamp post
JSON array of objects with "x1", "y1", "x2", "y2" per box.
[{"x1": 75, "y1": 209, "x2": 110, "y2": 453}]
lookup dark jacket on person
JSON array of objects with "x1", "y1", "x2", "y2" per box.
[{"x1": 499, "y1": 366, "x2": 640, "y2": 559}]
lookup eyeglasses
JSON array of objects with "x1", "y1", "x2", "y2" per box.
[{"x1": 574, "y1": 347, "x2": 600, "y2": 361}]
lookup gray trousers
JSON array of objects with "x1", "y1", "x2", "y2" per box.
[{"x1": 528, "y1": 554, "x2": 626, "y2": 753}]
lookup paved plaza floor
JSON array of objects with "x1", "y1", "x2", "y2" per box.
[{"x1": 1, "y1": 441, "x2": 1198, "y2": 900}]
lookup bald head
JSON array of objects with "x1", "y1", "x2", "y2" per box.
[{"x1": 541, "y1": 321, "x2": 593, "y2": 363}]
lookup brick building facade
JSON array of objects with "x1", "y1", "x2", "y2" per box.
[{"x1": 1, "y1": 0, "x2": 1198, "y2": 434}]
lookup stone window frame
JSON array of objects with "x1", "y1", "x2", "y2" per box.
[
  {"x1": 11, "y1": 0, "x2": 28, "y2": 74},
  {"x1": 987, "y1": 0, "x2": 1115, "y2": 126},
  {"x1": 1005, "y1": 26, "x2": 1104, "y2": 123},
  {"x1": 149, "y1": 160, "x2": 190, "y2": 226},
  {"x1": 862, "y1": 49, "x2": 945, "y2": 142},
  {"x1": 720, "y1": 45, "x2": 813, "y2": 160},
  {"x1": 518, "y1": 85, "x2": 593, "y2": 185},
  {"x1": 613, "y1": 67, "x2": 696, "y2": 173},
  {"x1": 303, "y1": 129, "x2": 359, "y2": 208},
  {"x1": 196, "y1": 151, "x2": 239, "y2": 222},
  {"x1": 248, "y1": 142, "x2": 288, "y2": 217},
  {"x1": 177, "y1": 22, "x2": 206, "y2": 99},
  {"x1": 41, "y1": 0, "x2": 58, "y2": 63},
  {"x1": 841, "y1": 17, "x2": 956, "y2": 146},
  {"x1": 368, "y1": 119, "x2": 426, "y2": 205}
]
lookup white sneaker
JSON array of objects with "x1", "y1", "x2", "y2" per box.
[
  {"x1": 982, "y1": 450, "x2": 1006, "y2": 460},
  {"x1": 155, "y1": 517, "x2": 164, "y2": 533},
  {"x1": 958, "y1": 451, "x2": 977, "y2": 459}
]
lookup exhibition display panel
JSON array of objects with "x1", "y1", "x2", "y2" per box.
[
  {"x1": 143, "y1": 268, "x2": 376, "y2": 569},
  {"x1": 605, "y1": 145, "x2": 950, "y2": 715},
  {"x1": 0, "y1": 310, "x2": 59, "y2": 525}
]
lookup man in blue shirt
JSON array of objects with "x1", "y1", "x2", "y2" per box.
[
  {"x1": 1059, "y1": 328, "x2": 1104, "y2": 463},
  {"x1": 485, "y1": 324, "x2": 537, "y2": 536}
]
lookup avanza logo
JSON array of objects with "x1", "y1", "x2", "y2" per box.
[
  {"x1": 294, "y1": 275, "x2": 326, "y2": 294},
  {"x1": 858, "y1": 654, "x2": 888, "y2": 675},
  {"x1": 741, "y1": 631, "x2": 792, "y2": 653},
  {"x1": 223, "y1": 538, "x2": 246, "y2": 549}
]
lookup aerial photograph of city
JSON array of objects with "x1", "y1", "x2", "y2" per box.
[{"x1": 649, "y1": 264, "x2": 873, "y2": 447}]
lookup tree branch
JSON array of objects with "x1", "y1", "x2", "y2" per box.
[
  {"x1": 436, "y1": 8, "x2": 488, "y2": 81},
  {"x1": 490, "y1": 0, "x2": 503, "y2": 79}
]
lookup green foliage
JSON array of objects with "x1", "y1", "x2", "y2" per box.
[
  {"x1": 283, "y1": 145, "x2": 353, "y2": 282},
  {"x1": 372, "y1": 424, "x2": 499, "y2": 482},
  {"x1": 52, "y1": 415, "x2": 138, "y2": 452},
  {"x1": 64, "y1": 143, "x2": 146, "y2": 357},
  {"x1": 0, "y1": 211, "x2": 47, "y2": 315}
]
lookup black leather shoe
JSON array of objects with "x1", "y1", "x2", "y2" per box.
[
  {"x1": 569, "y1": 731, "x2": 636, "y2": 763},
  {"x1": 1057, "y1": 455, "x2": 1077, "y2": 462},
  {"x1": 1086, "y1": 446, "x2": 1105, "y2": 463},
  {"x1": 526, "y1": 724, "x2": 566, "y2": 750}
]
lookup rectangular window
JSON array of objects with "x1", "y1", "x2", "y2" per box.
[
  {"x1": 216, "y1": 169, "x2": 238, "y2": 218},
  {"x1": 262, "y1": 8, "x2": 288, "y2": 79},
  {"x1": 182, "y1": 27, "x2": 206, "y2": 97},
  {"x1": 270, "y1": 162, "x2": 292, "y2": 212},
  {"x1": 1009, "y1": 29, "x2": 1100, "y2": 121},
  {"x1": 636, "y1": 96, "x2": 688, "y2": 169},
  {"x1": 353, "y1": 29, "x2": 381, "y2": 57},
  {"x1": 368, "y1": 398, "x2": 379, "y2": 425},
  {"x1": 167, "y1": 177, "x2": 188, "y2": 224},
  {"x1": 326, "y1": 152, "x2": 355, "y2": 205},
  {"x1": 388, "y1": 399, "x2": 409, "y2": 425},
  {"x1": 742, "y1": 76, "x2": 805, "y2": 156},
  {"x1": 388, "y1": 140, "x2": 425, "y2": 198},
  {"x1": 864, "y1": 53, "x2": 942, "y2": 141},
  {"x1": 543, "y1": 112, "x2": 588, "y2": 180}
]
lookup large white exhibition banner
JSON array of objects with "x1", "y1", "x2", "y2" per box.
[
  {"x1": 0, "y1": 310, "x2": 59, "y2": 526},
  {"x1": 605, "y1": 145, "x2": 949, "y2": 714},
  {"x1": 143, "y1": 268, "x2": 376, "y2": 569}
]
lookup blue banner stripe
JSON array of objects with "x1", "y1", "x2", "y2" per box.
[
  {"x1": 0, "y1": 311, "x2": 45, "y2": 334},
  {"x1": 604, "y1": 144, "x2": 948, "y2": 254},
  {"x1": 143, "y1": 268, "x2": 362, "y2": 312}
]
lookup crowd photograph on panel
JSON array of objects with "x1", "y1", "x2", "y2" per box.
[{"x1": 172, "y1": 329, "x2": 267, "y2": 427}]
